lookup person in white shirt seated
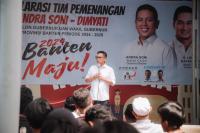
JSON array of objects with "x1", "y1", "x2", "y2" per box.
[
  {"x1": 131, "y1": 97, "x2": 164, "y2": 133},
  {"x1": 73, "y1": 88, "x2": 93, "y2": 119}
]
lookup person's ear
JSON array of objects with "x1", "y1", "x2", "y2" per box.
[
  {"x1": 156, "y1": 20, "x2": 160, "y2": 29},
  {"x1": 173, "y1": 21, "x2": 176, "y2": 28},
  {"x1": 149, "y1": 106, "x2": 152, "y2": 112},
  {"x1": 161, "y1": 120, "x2": 168, "y2": 131},
  {"x1": 132, "y1": 111, "x2": 138, "y2": 119},
  {"x1": 88, "y1": 121, "x2": 94, "y2": 127}
]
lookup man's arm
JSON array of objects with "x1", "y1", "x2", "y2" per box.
[
  {"x1": 85, "y1": 74, "x2": 98, "y2": 83},
  {"x1": 98, "y1": 68, "x2": 116, "y2": 86},
  {"x1": 98, "y1": 75, "x2": 114, "y2": 86}
]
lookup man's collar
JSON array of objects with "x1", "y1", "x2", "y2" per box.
[
  {"x1": 174, "y1": 38, "x2": 192, "y2": 52},
  {"x1": 138, "y1": 34, "x2": 157, "y2": 45},
  {"x1": 97, "y1": 63, "x2": 107, "y2": 68}
]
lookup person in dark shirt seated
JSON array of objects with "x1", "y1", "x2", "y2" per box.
[
  {"x1": 19, "y1": 86, "x2": 33, "y2": 133},
  {"x1": 158, "y1": 101, "x2": 185, "y2": 133},
  {"x1": 24, "y1": 98, "x2": 53, "y2": 133},
  {"x1": 41, "y1": 108, "x2": 79, "y2": 133}
]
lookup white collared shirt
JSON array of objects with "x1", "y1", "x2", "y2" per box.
[
  {"x1": 131, "y1": 119, "x2": 164, "y2": 133},
  {"x1": 171, "y1": 38, "x2": 192, "y2": 69},
  {"x1": 124, "y1": 34, "x2": 175, "y2": 68},
  {"x1": 85, "y1": 64, "x2": 116, "y2": 101}
]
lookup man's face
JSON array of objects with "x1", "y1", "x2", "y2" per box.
[
  {"x1": 174, "y1": 12, "x2": 192, "y2": 41},
  {"x1": 96, "y1": 53, "x2": 106, "y2": 65},
  {"x1": 145, "y1": 71, "x2": 151, "y2": 79},
  {"x1": 158, "y1": 72, "x2": 163, "y2": 79},
  {"x1": 136, "y1": 9, "x2": 157, "y2": 41}
]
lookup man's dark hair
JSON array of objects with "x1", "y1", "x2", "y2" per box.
[
  {"x1": 97, "y1": 51, "x2": 107, "y2": 58},
  {"x1": 124, "y1": 104, "x2": 136, "y2": 123},
  {"x1": 20, "y1": 86, "x2": 33, "y2": 114},
  {"x1": 103, "y1": 120, "x2": 139, "y2": 133},
  {"x1": 135, "y1": 4, "x2": 159, "y2": 22},
  {"x1": 145, "y1": 69, "x2": 151, "y2": 74},
  {"x1": 158, "y1": 101, "x2": 185, "y2": 130},
  {"x1": 173, "y1": 6, "x2": 192, "y2": 22},
  {"x1": 73, "y1": 88, "x2": 91, "y2": 109},
  {"x1": 158, "y1": 69, "x2": 163, "y2": 74},
  {"x1": 41, "y1": 108, "x2": 79, "y2": 133},
  {"x1": 24, "y1": 98, "x2": 53, "y2": 129},
  {"x1": 85, "y1": 104, "x2": 113, "y2": 124},
  {"x1": 64, "y1": 96, "x2": 76, "y2": 112}
]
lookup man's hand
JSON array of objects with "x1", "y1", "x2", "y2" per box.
[
  {"x1": 98, "y1": 73, "x2": 105, "y2": 81},
  {"x1": 97, "y1": 73, "x2": 113, "y2": 86}
]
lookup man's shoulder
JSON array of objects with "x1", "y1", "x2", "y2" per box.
[
  {"x1": 123, "y1": 39, "x2": 139, "y2": 54},
  {"x1": 154, "y1": 37, "x2": 172, "y2": 50},
  {"x1": 89, "y1": 65, "x2": 98, "y2": 69},
  {"x1": 104, "y1": 64, "x2": 114, "y2": 71},
  {"x1": 155, "y1": 37, "x2": 169, "y2": 46}
]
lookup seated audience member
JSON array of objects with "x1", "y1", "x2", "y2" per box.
[
  {"x1": 73, "y1": 88, "x2": 93, "y2": 129},
  {"x1": 85, "y1": 104, "x2": 114, "y2": 127},
  {"x1": 132, "y1": 97, "x2": 164, "y2": 133},
  {"x1": 82, "y1": 120, "x2": 139, "y2": 133},
  {"x1": 123, "y1": 104, "x2": 136, "y2": 123},
  {"x1": 41, "y1": 108, "x2": 79, "y2": 133},
  {"x1": 24, "y1": 98, "x2": 53, "y2": 133},
  {"x1": 73, "y1": 88, "x2": 93, "y2": 119},
  {"x1": 158, "y1": 101, "x2": 185, "y2": 133},
  {"x1": 19, "y1": 86, "x2": 33, "y2": 133},
  {"x1": 103, "y1": 120, "x2": 139, "y2": 133},
  {"x1": 64, "y1": 96, "x2": 76, "y2": 112}
]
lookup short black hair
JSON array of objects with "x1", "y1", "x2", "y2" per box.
[
  {"x1": 158, "y1": 69, "x2": 163, "y2": 73},
  {"x1": 145, "y1": 69, "x2": 151, "y2": 74},
  {"x1": 24, "y1": 98, "x2": 53, "y2": 129},
  {"x1": 124, "y1": 104, "x2": 136, "y2": 123},
  {"x1": 103, "y1": 120, "x2": 139, "y2": 133},
  {"x1": 73, "y1": 88, "x2": 91, "y2": 109},
  {"x1": 158, "y1": 101, "x2": 185, "y2": 130},
  {"x1": 85, "y1": 104, "x2": 113, "y2": 123},
  {"x1": 41, "y1": 108, "x2": 79, "y2": 133},
  {"x1": 97, "y1": 51, "x2": 107, "y2": 58},
  {"x1": 64, "y1": 96, "x2": 76, "y2": 112},
  {"x1": 20, "y1": 86, "x2": 33, "y2": 114},
  {"x1": 173, "y1": 6, "x2": 192, "y2": 22},
  {"x1": 135, "y1": 4, "x2": 158, "y2": 22}
]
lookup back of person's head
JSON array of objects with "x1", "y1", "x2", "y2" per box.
[
  {"x1": 132, "y1": 97, "x2": 152, "y2": 119},
  {"x1": 73, "y1": 88, "x2": 92, "y2": 109},
  {"x1": 41, "y1": 108, "x2": 79, "y2": 133},
  {"x1": 85, "y1": 104, "x2": 113, "y2": 126},
  {"x1": 158, "y1": 101, "x2": 185, "y2": 131},
  {"x1": 24, "y1": 98, "x2": 53, "y2": 129},
  {"x1": 103, "y1": 120, "x2": 139, "y2": 133},
  {"x1": 124, "y1": 104, "x2": 136, "y2": 123},
  {"x1": 136, "y1": 4, "x2": 159, "y2": 25},
  {"x1": 20, "y1": 86, "x2": 33, "y2": 114},
  {"x1": 64, "y1": 96, "x2": 76, "y2": 112},
  {"x1": 173, "y1": 5, "x2": 192, "y2": 22}
]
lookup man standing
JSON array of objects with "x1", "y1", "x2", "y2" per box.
[
  {"x1": 85, "y1": 51, "x2": 116, "y2": 107},
  {"x1": 172, "y1": 6, "x2": 192, "y2": 68},
  {"x1": 144, "y1": 69, "x2": 151, "y2": 82},
  {"x1": 157, "y1": 69, "x2": 164, "y2": 82}
]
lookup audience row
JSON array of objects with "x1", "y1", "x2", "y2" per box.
[{"x1": 19, "y1": 86, "x2": 185, "y2": 133}]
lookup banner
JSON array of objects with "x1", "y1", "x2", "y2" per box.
[{"x1": 22, "y1": 0, "x2": 192, "y2": 85}]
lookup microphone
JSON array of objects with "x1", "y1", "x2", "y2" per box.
[{"x1": 97, "y1": 64, "x2": 101, "y2": 100}]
